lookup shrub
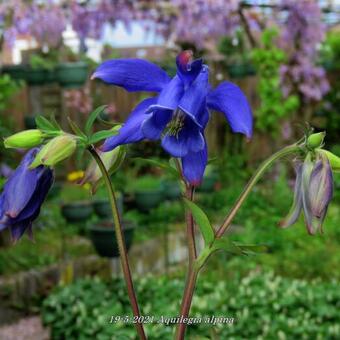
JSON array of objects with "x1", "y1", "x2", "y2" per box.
[{"x1": 42, "y1": 271, "x2": 340, "y2": 339}]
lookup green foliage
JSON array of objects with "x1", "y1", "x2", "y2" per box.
[
  {"x1": 218, "y1": 29, "x2": 247, "y2": 64},
  {"x1": 0, "y1": 74, "x2": 22, "y2": 162},
  {"x1": 42, "y1": 271, "x2": 340, "y2": 339},
  {"x1": 0, "y1": 74, "x2": 22, "y2": 113},
  {"x1": 129, "y1": 175, "x2": 163, "y2": 192},
  {"x1": 0, "y1": 204, "x2": 93, "y2": 276},
  {"x1": 321, "y1": 31, "x2": 340, "y2": 70},
  {"x1": 125, "y1": 201, "x2": 184, "y2": 243},
  {"x1": 60, "y1": 183, "x2": 91, "y2": 203},
  {"x1": 29, "y1": 51, "x2": 59, "y2": 71},
  {"x1": 319, "y1": 32, "x2": 340, "y2": 144},
  {"x1": 251, "y1": 28, "x2": 299, "y2": 133}
]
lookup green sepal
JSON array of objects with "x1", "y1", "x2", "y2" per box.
[
  {"x1": 319, "y1": 149, "x2": 340, "y2": 173},
  {"x1": 88, "y1": 129, "x2": 119, "y2": 145},
  {"x1": 85, "y1": 105, "x2": 108, "y2": 136},
  {"x1": 67, "y1": 117, "x2": 87, "y2": 141},
  {"x1": 35, "y1": 116, "x2": 56, "y2": 132}
]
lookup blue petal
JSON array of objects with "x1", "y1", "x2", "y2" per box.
[
  {"x1": 162, "y1": 134, "x2": 189, "y2": 157},
  {"x1": 2, "y1": 149, "x2": 44, "y2": 219},
  {"x1": 10, "y1": 220, "x2": 32, "y2": 242},
  {"x1": 207, "y1": 81, "x2": 253, "y2": 138},
  {"x1": 155, "y1": 75, "x2": 184, "y2": 110},
  {"x1": 92, "y1": 59, "x2": 170, "y2": 92},
  {"x1": 178, "y1": 67, "x2": 210, "y2": 127},
  {"x1": 141, "y1": 109, "x2": 172, "y2": 140},
  {"x1": 101, "y1": 97, "x2": 157, "y2": 151},
  {"x1": 161, "y1": 119, "x2": 205, "y2": 157},
  {"x1": 182, "y1": 143, "x2": 208, "y2": 186},
  {"x1": 11, "y1": 168, "x2": 54, "y2": 224},
  {"x1": 176, "y1": 51, "x2": 203, "y2": 86}
]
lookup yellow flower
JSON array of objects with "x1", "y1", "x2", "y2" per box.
[{"x1": 67, "y1": 170, "x2": 85, "y2": 182}]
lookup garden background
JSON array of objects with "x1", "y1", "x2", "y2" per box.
[{"x1": 0, "y1": 1, "x2": 339, "y2": 339}]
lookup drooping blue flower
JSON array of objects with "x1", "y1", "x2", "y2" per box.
[
  {"x1": 92, "y1": 51, "x2": 253, "y2": 185},
  {"x1": 0, "y1": 148, "x2": 54, "y2": 241}
]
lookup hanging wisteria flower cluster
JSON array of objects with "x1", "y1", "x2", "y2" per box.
[
  {"x1": 0, "y1": 0, "x2": 32, "y2": 47},
  {"x1": 279, "y1": 0, "x2": 330, "y2": 102},
  {"x1": 0, "y1": 0, "x2": 66, "y2": 48},
  {"x1": 139, "y1": 0, "x2": 241, "y2": 49},
  {"x1": 0, "y1": 0, "x2": 133, "y2": 48},
  {"x1": 70, "y1": 0, "x2": 134, "y2": 42}
]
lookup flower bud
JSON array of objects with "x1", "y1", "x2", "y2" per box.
[
  {"x1": 309, "y1": 152, "x2": 333, "y2": 219},
  {"x1": 307, "y1": 132, "x2": 325, "y2": 150},
  {"x1": 30, "y1": 135, "x2": 77, "y2": 168},
  {"x1": 319, "y1": 149, "x2": 340, "y2": 173},
  {"x1": 80, "y1": 146, "x2": 126, "y2": 193},
  {"x1": 280, "y1": 152, "x2": 334, "y2": 236},
  {"x1": 4, "y1": 130, "x2": 44, "y2": 149}
]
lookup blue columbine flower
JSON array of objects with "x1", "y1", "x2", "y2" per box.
[
  {"x1": 0, "y1": 148, "x2": 54, "y2": 241},
  {"x1": 92, "y1": 51, "x2": 253, "y2": 185}
]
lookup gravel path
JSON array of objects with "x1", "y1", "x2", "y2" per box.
[{"x1": 0, "y1": 316, "x2": 49, "y2": 340}]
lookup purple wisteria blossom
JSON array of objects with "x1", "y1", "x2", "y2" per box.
[
  {"x1": 279, "y1": 0, "x2": 330, "y2": 102},
  {"x1": 0, "y1": 0, "x2": 32, "y2": 46},
  {"x1": 0, "y1": 148, "x2": 54, "y2": 241},
  {"x1": 138, "y1": 0, "x2": 240, "y2": 49},
  {"x1": 30, "y1": 1, "x2": 66, "y2": 48},
  {"x1": 92, "y1": 51, "x2": 252, "y2": 185},
  {"x1": 0, "y1": 0, "x2": 65, "y2": 48},
  {"x1": 70, "y1": 0, "x2": 134, "y2": 46}
]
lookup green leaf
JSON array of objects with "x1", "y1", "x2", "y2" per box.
[
  {"x1": 234, "y1": 243, "x2": 268, "y2": 255},
  {"x1": 88, "y1": 129, "x2": 118, "y2": 145},
  {"x1": 213, "y1": 238, "x2": 243, "y2": 255},
  {"x1": 213, "y1": 239, "x2": 267, "y2": 256},
  {"x1": 67, "y1": 117, "x2": 87, "y2": 140},
  {"x1": 35, "y1": 116, "x2": 56, "y2": 132},
  {"x1": 183, "y1": 199, "x2": 215, "y2": 246},
  {"x1": 85, "y1": 105, "x2": 108, "y2": 136},
  {"x1": 133, "y1": 157, "x2": 179, "y2": 178}
]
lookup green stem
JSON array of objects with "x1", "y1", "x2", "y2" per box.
[
  {"x1": 88, "y1": 146, "x2": 146, "y2": 340},
  {"x1": 216, "y1": 144, "x2": 301, "y2": 238}
]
